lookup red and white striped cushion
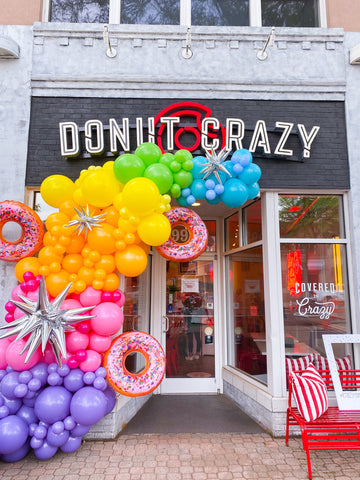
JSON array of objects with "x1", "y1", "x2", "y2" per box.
[
  {"x1": 314, "y1": 354, "x2": 352, "y2": 371},
  {"x1": 285, "y1": 354, "x2": 315, "y2": 382},
  {"x1": 290, "y1": 363, "x2": 328, "y2": 422}
]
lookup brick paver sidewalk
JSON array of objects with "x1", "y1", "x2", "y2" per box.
[{"x1": 1, "y1": 433, "x2": 360, "y2": 479}]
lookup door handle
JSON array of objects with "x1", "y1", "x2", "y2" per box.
[{"x1": 163, "y1": 315, "x2": 169, "y2": 332}]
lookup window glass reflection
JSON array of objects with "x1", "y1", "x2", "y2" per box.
[
  {"x1": 121, "y1": 0, "x2": 180, "y2": 24},
  {"x1": 204, "y1": 220, "x2": 216, "y2": 252},
  {"x1": 244, "y1": 200, "x2": 262, "y2": 245},
  {"x1": 225, "y1": 213, "x2": 240, "y2": 251},
  {"x1": 50, "y1": 0, "x2": 109, "y2": 22},
  {"x1": 261, "y1": 0, "x2": 318, "y2": 27},
  {"x1": 192, "y1": 0, "x2": 249, "y2": 26}
]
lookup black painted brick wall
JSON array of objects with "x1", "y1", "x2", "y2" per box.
[{"x1": 26, "y1": 97, "x2": 349, "y2": 190}]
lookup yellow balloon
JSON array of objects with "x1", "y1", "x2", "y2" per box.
[
  {"x1": 122, "y1": 177, "x2": 160, "y2": 216},
  {"x1": 80, "y1": 170, "x2": 121, "y2": 208},
  {"x1": 40, "y1": 175, "x2": 76, "y2": 208},
  {"x1": 137, "y1": 213, "x2": 171, "y2": 246}
]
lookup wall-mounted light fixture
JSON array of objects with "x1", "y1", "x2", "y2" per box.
[
  {"x1": 350, "y1": 43, "x2": 360, "y2": 65},
  {"x1": 257, "y1": 26, "x2": 275, "y2": 61},
  {"x1": 182, "y1": 27, "x2": 193, "y2": 59},
  {"x1": 103, "y1": 24, "x2": 117, "y2": 58},
  {"x1": 0, "y1": 35, "x2": 20, "y2": 59}
]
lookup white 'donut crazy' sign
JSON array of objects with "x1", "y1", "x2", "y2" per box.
[{"x1": 323, "y1": 334, "x2": 360, "y2": 410}]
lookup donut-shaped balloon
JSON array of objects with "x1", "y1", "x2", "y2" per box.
[
  {"x1": 155, "y1": 207, "x2": 208, "y2": 261},
  {"x1": 0, "y1": 201, "x2": 44, "y2": 262},
  {"x1": 103, "y1": 331, "x2": 166, "y2": 397}
]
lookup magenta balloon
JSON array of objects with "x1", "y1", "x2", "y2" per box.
[
  {"x1": 66, "y1": 331, "x2": 89, "y2": 354},
  {"x1": 16, "y1": 405, "x2": 38, "y2": 425},
  {"x1": 63, "y1": 368, "x2": 84, "y2": 392},
  {"x1": 90, "y1": 302, "x2": 124, "y2": 336},
  {"x1": 34, "y1": 386, "x2": 72, "y2": 424},
  {"x1": 0, "y1": 415, "x2": 28, "y2": 454},
  {"x1": 33, "y1": 440, "x2": 58, "y2": 460},
  {"x1": 60, "y1": 435, "x2": 82, "y2": 453},
  {"x1": 70, "y1": 386, "x2": 107, "y2": 426},
  {"x1": 0, "y1": 371, "x2": 20, "y2": 399},
  {"x1": 0, "y1": 439, "x2": 30, "y2": 462}
]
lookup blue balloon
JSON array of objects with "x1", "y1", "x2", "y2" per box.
[
  {"x1": 247, "y1": 182, "x2": 260, "y2": 199},
  {"x1": 214, "y1": 184, "x2": 224, "y2": 195},
  {"x1": 220, "y1": 179, "x2": 248, "y2": 208},
  {"x1": 0, "y1": 415, "x2": 28, "y2": 455},
  {"x1": 231, "y1": 148, "x2": 253, "y2": 166},
  {"x1": 191, "y1": 156, "x2": 207, "y2": 178},
  {"x1": 239, "y1": 163, "x2": 262, "y2": 185},
  {"x1": 186, "y1": 195, "x2": 196, "y2": 205},
  {"x1": 232, "y1": 163, "x2": 243, "y2": 175},
  {"x1": 205, "y1": 179, "x2": 215, "y2": 190},
  {"x1": 206, "y1": 189, "x2": 216, "y2": 201},
  {"x1": 190, "y1": 179, "x2": 207, "y2": 200},
  {"x1": 34, "y1": 386, "x2": 72, "y2": 424},
  {"x1": 70, "y1": 387, "x2": 107, "y2": 426},
  {"x1": 60, "y1": 435, "x2": 82, "y2": 453}
]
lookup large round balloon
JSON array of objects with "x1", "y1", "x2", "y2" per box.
[
  {"x1": 121, "y1": 177, "x2": 161, "y2": 217},
  {"x1": 0, "y1": 415, "x2": 28, "y2": 455},
  {"x1": 40, "y1": 175, "x2": 76, "y2": 208},
  {"x1": 34, "y1": 386, "x2": 72, "y2": 424},
  {"x1": 115, "y1": 245, "x2": 148, "y2": 277},
  {"x1": 70, "y1": 386, "x2": 107, "y2": 426},
  {"x1": 80, "y1": 170, "x2": 121, "y2": 208},
  {"x1": 113, "y1": 153, "x2": 145, "y2": 184},
  {"x1": 144, "y1": 163, "x2": 173, "y2": 194}
]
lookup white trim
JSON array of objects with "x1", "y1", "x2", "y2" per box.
[
  {"x1": 109, "y1": 0, "x2": 121, "y2": 24},
  {"x1": 42, "y1": 0, "x2": 50, "y2": 22},
  {"x1": 249, "y1": 0, "x2": 262, "y2": 27},
  {"x1": 318, "y1": 0, "x2": 327, "y2": 28},
  {"x1": 180, "y1": 0, "x2": 191, "y2": 26}
]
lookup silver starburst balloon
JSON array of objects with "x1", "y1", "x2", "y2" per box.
[
  {"x1": 200, "y1": 146, "x2": 232, "y2": 184},
  {"x1": 0, "y1": 277, "x2": 95, "y2": 367},
  {"x1": 65, "y1": 204, "x2": 106, "y2": 238}
]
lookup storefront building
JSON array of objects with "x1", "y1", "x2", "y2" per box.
[{"x1": 1, "y1": 1, "x2": 360, "y2": 438}]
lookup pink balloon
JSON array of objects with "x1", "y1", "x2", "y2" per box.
[
  {"x1": 41, "y1": 344, "x2": 58, "y2": 365},
  {"x1": 66, "y1": 332, "x2": 89, "y2": 353},
  {"x1": 79, "y1": 287, "x2": 102, "y2": 307},
  {"x1": 79, "y1": 350, "x2": 102, "y2": 372},
  {"x1": 14, "y1": 307, "x2": 25, "y2": 320},
  {"x1": 90, "y1": 303, "x2": 124, "y2": 336},
  {"x1": 61, "y1": 299, "x2": 83, "y2": 310},
  {"x1": 88, "y1": 333, "x2": 111, "y2": 353},
  {"x1": 67, "y1": 357, "x2": 79, "y2": 369},
  {"x1": 25, "y1": 288, "x2": 40, "y2": 302},
  {"x1": 11, "y1": 285, "x2": 26, "y2": 301},
  {"x1": 113, "y1": 290, "x2": 125, "y2": 308},
  {"x1": 0, "y1": 338, "x2": 11, "y2": 369},
  {"x1": 6, "y1": 338, "x2": 41, "y2": 371},
  {"x1": 76, "y1": 321, "x2": 91, "y2": 334}
]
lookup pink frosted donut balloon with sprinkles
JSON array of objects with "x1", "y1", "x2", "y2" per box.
[
  {"x1": 0, "y1": 201, "x2": 44, "y2": 262},
  {"x1": 155, "y1": 207, "x2": 208, "y2": 262},
  {"x1": 104, "y1": 331, "x2": 166, "y2": 397}
]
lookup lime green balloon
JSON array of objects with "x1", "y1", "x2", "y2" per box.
[
  {"x1": 144, "y1": 163, "x2": 173, "y2": 194},
  {"x1": 175, "y1": 149, "x2": 193, "y2": 164},
  {"x1": 113, "y1": 154, "x2": 145, "y2": 184},
  {"x1": 135, "y1": 142, "x2": 162, "y2": 166},
  {"x1": 159, "y1": 153, "x2": 175, "y2": 169},
  {"x1": 170, "y1": 160, "x2": 181, "y2": 173},
  {"x1": 170, "y1": 183, "x2": 181, "y2": 198},
  {"x1": 174, "y1": 170, "x2": 193, "y2": 189},
  {"x1": 182, "y1": 159, "x2": 194, "y2": 171}
]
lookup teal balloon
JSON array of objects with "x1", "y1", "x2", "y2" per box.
[
  {"x1": 190, "y1": 179, "x2": 207, "y2": 200},
  {"x1": 239, "y1": 163, "x2": 261, "y2": 185},
  {"x1": 144, "y1": 163, "x2": 173, "y2": 194},
  {"x1": 207, "y1": 195, "x2": 221, "y2": 205},
  {"x1": 220, "y1": 179, "x2": 248, "y2": 208},
  {"x1": 191, "y1": 156, "x2": 207, "y2": 179},
  {"x1": 247, "y1": 182, "x2": 260, "y2": 199},
  {"x1": 135, "y1": 142, "x2": 162, "y2": 166},
  {"x1": 113, "y1": 154, "x2": 145, "y2": 184},
  {"x1": 176, "y1": 196, "x2": 189, "y2": 207},
  {"x1": 222, "y1": 161, "x2": 235, "y2": 178}
]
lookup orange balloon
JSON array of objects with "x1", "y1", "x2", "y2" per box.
[
  {"x1": 58, "y1": 200, "x2": 80, "y2": 218},
  {"x1": 46, "y1": 270, "x2": 70, "y2": 298},
  {"x1": 62, "y1": 253, "x2": 83, "y2": 273},
  {"x1": 14, "y1": 257, "x2": 40, "y2": 282},
  {"x1": 87, "y1": 223, "x2": 116, "y2": 255},
  {"x1": 95, "y1": 255, "x2": 115, "y2": 274},
  {"x1": 103, "y1": 206, "x2": 120, "y2": 227},
  {"x1": 115, "y1": 245, "x2": 148, "y2": 277},
  {"x1": 43, "y1": 232, "x2": 56, "y2": 247},
  {"x1": 103, "y1": 273, "x2": 120, "y2": 291},
  {"x1": 38, "y1": 246, "x2": 63, "y2": 266},
  {"x1": 78, "y1": 266, "x2": 95, "y2": 285},
  {"x1": 138, "y1": 241, "x2": 151, "y2": 255},
  {"x1": 74, "y1": 280, "x2": 87, "y2": 293},
  {"x1": 45, "y1": 212, "x2": 69, "y2": 232},
  {"x1": 65, "y1": 235, "x2": 86, "y2": 254},
  {"x1": 92, "y1": 279, "x2": 104, "y2": 290}
]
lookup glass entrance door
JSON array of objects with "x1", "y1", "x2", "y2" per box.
[{"x1": 159, "y1": 258, "x2": 218, "y2": 393}]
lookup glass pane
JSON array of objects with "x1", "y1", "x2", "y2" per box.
[
  {"x1": 123, "y1": 258, "x2": 151, "y2": 333},
  {"x1": 262, "y1": 0, "x2": 318, "y2": 27},
  {"x1": 227, "y1": 247, "x2": 267, "y2": 384},
  {"x1": 50, "y1": 0, "x2": 109, "y2": 23},
  {"x1": 204, "y1": 220, "x2": 216, "y2": 252},
  {"x1": 33, "y1": 191, "x2": 57, "y2": 221},
  {"x1": 121, "y1": 0, "x2": 180, "y2": 24},
  {"x1": 225, "y1": 213, "x2": 240, "y2": 251},
  {"x1": 244, "y1": 200, "x2": 262, "y2": 245},
  {"x1": 166, "y1": 260, "x2": 215, "y2": 378},
  {"x1": 192, "y1": 0, "x2": 249, "y2": 26},
  {"x1": 282, "y1": 243, "x2": 351, "y2": 361},
  {"x1": 279, "y1": 195, "x2": 344, "y2": 239}
]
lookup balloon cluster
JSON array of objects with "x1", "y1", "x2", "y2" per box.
[
  {"x1": 1, "y1": 274, "x2": 125, "y2": 373},
  {"x1": 0, "y1": 363, "x2": 116, "y2": 462},
  {"x1": 178, "y1": 148, "x2": 261, "y2": 209}
]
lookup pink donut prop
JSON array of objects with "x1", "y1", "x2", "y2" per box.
[
  {"x1": 0, "y1": 201, "x2": 44, "y2": 262},
  {"x1": 155, "y1": 207, "x2": 208, "y2": 262},
  {"x1": 103, "y1": 331, "x2": 166, "y2": 397}
]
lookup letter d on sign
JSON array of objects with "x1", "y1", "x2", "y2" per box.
[{"x1": 59, "y1": 122, "x2": 80, "y2": 157}]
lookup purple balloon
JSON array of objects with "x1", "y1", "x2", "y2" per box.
[
  {"x1": 0, "y1": 405, "x2": 10, "y2": 419},
  {"x1": 70, "y1": 423, "x2": 90, "y2": 437},
  {"x1": 60, "y1": 435, "x2": 82, "y2": 453},
  {"x1": 2, "y1": 396, "x2": 21, "y2": 414},
  {"x1": 47, "y1": 428, "x2": 69, "y2": 447},
  {"x1": 58, "y1": 365, "x2": 70, "y2": 377},
  {"x1": 30, "y1": 437, "x2": 44, "y2": 449},
  {"x1": 18, "y1": 371, "x2": 33, "y2": 384},
  {"x1": 64, "y1": 416, "x2": 76, "y2": 431},
  {"x1": 83, "y1": 372, "x2": 95, "y2": 385},
  {"x1": 52, "y1": 421, "x2": 65, "y2": 434},
  {"x1": 70, "y1": 387, "x2": 107, "y2": 426},
  {"x1": 30, "y1": 363, "x2": 48, "y2": 387},
  {"x1": 93, "y1": 377, "x2": 107, "y2": 391},
  {"x1": 95, "y1": 367, "x2": 107, "y2": 378},
  {"x1": 34, "y1": 386, "x2": 72, "y2": 424},
  {"x1": 63, "y1": 369, "x2": 85, "y2": 392},
  {"x1": 0, "y1": 372, "x2": 20, "y2": 399},
  {"x1": 47, "y1": 363, "x2": 58, "y2": 373},
  {"x1": 103, "y1": 386, "x2": 116, "y2": 415},
  {"x1": 16, "y1": 405, "x2": 38, "y2": 425},
  {"x1": 14, "y1": 384, "x2": 28, "y2": 398},
  {"x1": 0, "y1": 415, "x2": 28, "y2": 454},
  {"x1": 47, "y1": 372, "x2": 61, "y2": 386},
  {"x1": 0, "y1": 370, "x2": 7, "y2": 381},
  {"x1": 22, "y1": 396, "x2": 37, "y2": 407},
  {"x1": 28, "y1": 378, "x2": 42, "y2": 392},
  {"x1": 34, "y1": 440, "x2": 58, "y2": 460},
  {"x1": 34, "y1": 425, "x2": 48, "y2": 440},
  {"x1": 0, "y1": 439, "x2": 30, "y2": 462}
]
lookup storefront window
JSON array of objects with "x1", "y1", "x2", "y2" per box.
[
  {"x1": 192, "y1": 0, "x2": 249, "y2": 26},
  {"x1": 243, "y1": 199, "x2": 261, "y2": 244},
  {"x1": 261, "y1": 0, "x2": 319, "y2": 27},
  {"x1": 121, "y1": 0, "x2": 180, "y2": 24},
  {"x1": 227, "y1": 247, "x2": 266, "y2": 383},
  {"x1": 225, "y1": 213, "x2": 240, "y2": 251},
  {"x1": 204, "y1": 220, "x2": 216, "y2": 252},
  {"x1": 279, "y1": 195, "x2": 344, "y2": 239},
  {"x1": 50, "y1": 0, "x2": 110, "y2": 23}
]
